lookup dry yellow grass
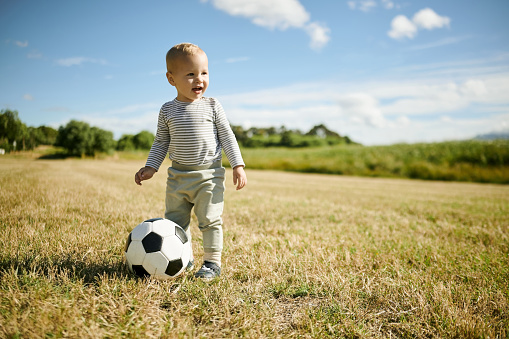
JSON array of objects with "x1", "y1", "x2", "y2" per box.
[{"x1": 0, "y1": 157, "x2": 508, "y2": 338}]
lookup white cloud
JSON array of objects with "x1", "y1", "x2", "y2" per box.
[
  {"x1": 75, "y1": 102, "x2": 161, "y2": 139},
  {"x1": 388, "y1": 15, "x2": 417, "y2": 39},
  {"x1": 441, "y1": 116, "x2": 452, "y2": 123},
  {"x1": 388, "y1": 8, "x2": 450, "y2": 40},
  {"x1": 203, "y1": 0, "x2": 330, "y2": 50},
  {"x1": 207, "y1": 0, "x2": 309, "y2": 30},
  {"x1": 214, "y1": 55, "x2": 509, "y2": 145},
  {"x1": 23, "y1": 94, "x2": 34, "y2": 101},
  {"x1": 338, "y1": 93, "x2": 386, "y2": 128},
  {"x1": 396, "y1": 115, "x2": 410, "y2": 126},
  {"x1": 56, "y1": 57, "x2": 107, "y2": 67},
  {"x1": 305, "y1": 22, "x2": 331, "y2": 50},
  {"x1": 413, "y1": 8, "x2": 450, "y2": 30},
  {"x1": 460, "y1": 79, "x2": 487, "y2": 97}
]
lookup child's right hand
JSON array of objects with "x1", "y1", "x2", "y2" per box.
[{"x1": 135, "y1": 166, "x2": 156, "y2": 186}]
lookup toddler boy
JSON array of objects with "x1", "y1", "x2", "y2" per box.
[{"x1": 134, "y1": 43, "x2": 247, "y2": 280}]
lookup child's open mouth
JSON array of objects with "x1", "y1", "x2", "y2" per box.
[{"x1": 192, "y1": 87, "x2": 203, "y2": 94}]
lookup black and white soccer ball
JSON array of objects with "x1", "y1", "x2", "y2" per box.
[{"x1": 125, "y1": 218, "x2": 191, "y2": 279}]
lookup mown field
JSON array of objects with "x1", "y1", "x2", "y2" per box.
[{"x1": 0, "y1": 157, "x2": 508, "y2": 338}]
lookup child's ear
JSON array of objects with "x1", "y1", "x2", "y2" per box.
[{"x1": 166, "y1": 72, "x2": 176, "y2": 86}]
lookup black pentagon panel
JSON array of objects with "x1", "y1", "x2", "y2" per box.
[
  {"x1": 124, "y1": 233, "x2": 132, "y2": 252},
  {"x1": 144, "y1": 217, "x2": 163, "y2": 223},
  {"x1": 142, "y1": 232, "x2": 163, "y2": 253},
  {"x1": 132, "y1": 265, "x2": 150, "y2": 278},
  {"x1": 175, "y1": 226, "x2": 188, "y2": 244},
  {"x1": 165, "y1": 258, "x2": 183, "y2": 276}
]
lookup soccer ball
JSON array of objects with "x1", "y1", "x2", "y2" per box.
[{"x1": 125, "y1": 218, "x2": 191, "y2": 279}]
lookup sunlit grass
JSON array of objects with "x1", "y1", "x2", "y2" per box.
[
  {"x1": 240, "y1": 140, "x2": 509, "y2": 184},
  {"x1": 1, "y1": 158, "x2": 508, "y2": 337}
]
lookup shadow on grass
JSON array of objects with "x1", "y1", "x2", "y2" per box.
[
  {"x1": 37, "y1": 152, "x2": 72, "y2": 160},
  {"x1": 0, "y1": 254, "x2": 134, "y2": 285}
]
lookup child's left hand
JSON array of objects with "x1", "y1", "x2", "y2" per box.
[{"x1": 232, "y1": 166, "x2": 247, "y2": 190}]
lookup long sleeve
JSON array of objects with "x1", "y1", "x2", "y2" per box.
[
  {"x1": 145, "y1": 108, "x2": 170, "y2": 171},
  {"x1": 214, "y1": 100, "x2": 245, "y2": 169},
  {"x1": 144, "y1": 98, "x2": 245, "y2": 170}
]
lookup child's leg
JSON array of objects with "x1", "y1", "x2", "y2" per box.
[
  {"x1": 193, "y1": 167, "x2": 225, "y2": 267},
  {"x1": 165, "y1": 168, "x2": 194, "y2": 260}
]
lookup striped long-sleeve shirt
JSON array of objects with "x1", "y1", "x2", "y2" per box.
[{"x1": 145, "y1": 97, "x2": 245, "y2": 171}]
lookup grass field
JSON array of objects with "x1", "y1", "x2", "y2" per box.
[
  {"x1": 239, "y1": 140, "x2": 509, "y2": 184},
  {"x1": 1, "y1": 157, "x2": 508, "y2": 338}
]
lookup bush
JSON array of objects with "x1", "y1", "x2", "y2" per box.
[
  {"x1": 117, "y1": 131, "x2": 155, "y2": 151},
  {"x1": 55, "y1": 120, "x2": 115, "y2": 157}
]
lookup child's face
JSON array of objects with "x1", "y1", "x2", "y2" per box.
[{"x1": 166, "y1": 52, "x2": 209, "y2": 102}]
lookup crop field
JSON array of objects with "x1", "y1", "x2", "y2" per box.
[{"x1": 0, "y1": 158, "x2": 508, "y2": 338}]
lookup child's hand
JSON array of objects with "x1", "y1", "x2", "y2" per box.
[
  {"x1": 135, "y1": 166, "x2": 156, "y2": 186},
  {"x1": 232, "y1": 166, "x2": 247, "y2": 190}
]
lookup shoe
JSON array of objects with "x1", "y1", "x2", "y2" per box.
[
  {"x1": 186, "y1": 259, "x2": 194, "y2": 272},
  {"x1": 194, "y1": 261, "x2": 221, "y2": 280}
]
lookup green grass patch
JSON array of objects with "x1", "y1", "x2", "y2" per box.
[{"x1": 240, "y1": 140, "x2": 509, "y2": 183}]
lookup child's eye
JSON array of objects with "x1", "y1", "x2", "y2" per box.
[{"x1": 187, "y1": 73, "x2": 194, "y2": 76}]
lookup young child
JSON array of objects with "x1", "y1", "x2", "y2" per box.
[{"x1": 134, "y1": 43, "x2": 247, "y2": 280}]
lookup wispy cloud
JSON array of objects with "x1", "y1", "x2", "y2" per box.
[
  {"x1": 388, "y1": 8, "x2": 450, "y2": 40},
  {"x1": 14, "y1": 40, "x2": 28, "y2": 47},
  {"x1": 27, "y1": 50, "x2": 43, "y2": 59},
  {"x1": 348, "y1": 0, "x2": 398, "y2": 12},
  {"x1": 202, "y1": 0, "x2": 330, "y2": 50},
  {"x1": 23, "y1": 94, "x2": 34, "y2": 101},
  {"x1": 56, "y1": 57, "x2": 107, "y2": 67},
  {"x1": 347, "y1": 0, "x2": 376, "y2": 12},
  {"x1": 80, "y1": 102, "x2": 161, "y2": 138},
  {"x1": 381, "y1": 0, "x2": 395, "y2": 9},
  {"x1": 407, "y1": 36, "x2": 472, "y2": 51}
]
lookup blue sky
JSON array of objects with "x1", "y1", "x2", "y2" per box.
[{"x1": 1, "y1": 0, "x2": 508, "y2": 145}]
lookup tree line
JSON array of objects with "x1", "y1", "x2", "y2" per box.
[
  {"x1": 0, "y1": 109, "x2": 154, "y2": 157},
  {"x1": 232, "y1": 124, "x2": 357, "y2": 148},
  {"x1": 1, "y1": 109, "x2": 357, "y2": 157}
]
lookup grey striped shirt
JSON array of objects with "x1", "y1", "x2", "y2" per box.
[{"x1": 145, "y1": 97, "x2": 245, "y2": 171}]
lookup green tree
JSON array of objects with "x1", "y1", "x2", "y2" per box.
[
  {"x1": 25, "y1": 125, "x2": 58, "y2": 150},
  {"x1": 117, "y1": 134, "x2": 135, "y2": 151},
  {"x1": 0, "y1": 109, "x2": 31, "y2": 152},
  {"x1": 133, "y1": 130, "x2": 154, "y2": 150},
  {"x1": 90, "y1": 126, "x2": 115, "y2": 154},
  {"x1": 36, "y1": 126, "x2": 58, "y2": 145},
  {"x1": 55, "y1": 120, "x2": 93, "y2": 157},
  {"x1": 280, "y1": 130, "x2": 295, "y2": 147},
  {"x1": 56, "y1": 120, "x2": 116, "y2": 156}
]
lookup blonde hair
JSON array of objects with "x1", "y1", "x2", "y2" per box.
[{"x1": 166, "y1": 43, "x2": 205, "y2": 72}]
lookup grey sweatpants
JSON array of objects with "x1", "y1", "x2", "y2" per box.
[{"x1": 165, "y1": 160, "x2": 224, "y2": 254}]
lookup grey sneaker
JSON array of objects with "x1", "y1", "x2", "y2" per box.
[
  {"x1": 186, "y1": 259, "x2": 194, "y2": 272},
  {"x1": 194, "y1": 261, "x2": 221, "y2": 280}
]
